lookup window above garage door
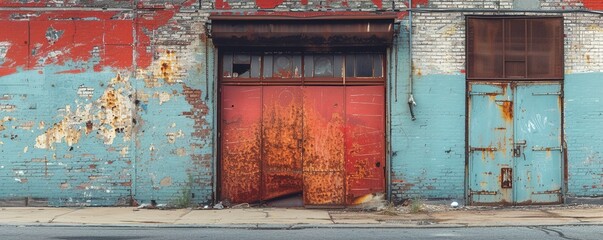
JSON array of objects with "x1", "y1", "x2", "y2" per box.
[{"x1": 220, "y1": 51, "x2": 385, "y2": 85}]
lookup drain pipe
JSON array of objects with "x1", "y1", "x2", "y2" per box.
[
  {"x1": 408, "y1": 0, "x2": 417, "y2": 121},
  {"x1": 407, "y1": 0, "x2": 417, "y2": 120}
]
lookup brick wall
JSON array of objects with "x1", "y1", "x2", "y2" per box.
[
  {"x1": 0, "y1": 0, "x2": 602, "y2": 206},
  {"x1": 391, "y1": 0, "x2": 603, "y2": 203}
]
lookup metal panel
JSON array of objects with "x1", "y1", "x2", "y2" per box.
[
  {"x1": 211, "y1": 20, "x2": 394, "y2": 47},
  {"x1": 467, "y1": 19, "x2": 504, "y2": 79},
  {"x1": 467, "y1": 17, "x2": 563, "y2": 80},
  {"x1": 220, "y1": 86, "x2": 262, "y2": 203},
  {"x1": 303, "y1": 87, "x2": 346, "y2": 205},
  {"x1": 261, "y1": 86, "x2": 304, "y2": 200},
  {"x1": 468, "y1": 83, "x2": 514, "y2": 204},
  {"x1": 527, "y1": 19, "x2": 564, "y2": 79},
  {"x1": 469, "y1": 82, "x2": 562, "y2": 205},
  {"x1": 344, "y1": 86, "x2": 386, "y2": 204},
  {"x1": 513, "y1": 83, "x2": 562, "y2": 204}
]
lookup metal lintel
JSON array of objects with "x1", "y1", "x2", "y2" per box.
[{"x1": 211, "y1": 19, "x2": 394, "y2": 47}]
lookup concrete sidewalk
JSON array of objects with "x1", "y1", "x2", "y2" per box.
[{"x1": 1, "y1": 205, "x2": 603, "y2": 228}]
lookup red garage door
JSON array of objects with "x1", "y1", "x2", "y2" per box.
[{"x1": 220, "y1": 51, "x2": 385, "y2": 206}]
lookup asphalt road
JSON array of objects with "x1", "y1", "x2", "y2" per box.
[{"x1": 2, "y1": 225, "x2": 602, "y2": 240}]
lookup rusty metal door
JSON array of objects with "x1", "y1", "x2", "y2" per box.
[
  {"x1": 345, "y1": 86, "x2": 386, "y2": 204},
  {"x1": 302, "y1": 87, "x2": 346, "y2": 205},
  {"x1": 262, "y1": 86, "x2": 304, "y2": 200},
  {"x1": 220, "y1": 86, "x2": 262, "y2": 203},
  {"x1": 468, "y1": 83, "x2": 515, "y2": 204},
  {"x1": 468, "y1": 82, "x2": 562, "y2": 205},
  {"x1": 221, "y1": 85, "x2": 385, "y2": 206},
  {"x1": 513, "y1": 83, "x2": 562, "y2": 204}
]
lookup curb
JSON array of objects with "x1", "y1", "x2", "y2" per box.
[{"x1": 2, "y1": 222, "x2": 603, "y2": 229}]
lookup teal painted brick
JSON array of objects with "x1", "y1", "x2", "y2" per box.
[
  {"x1": 389, "y1": 23, "x2": 466, "y2": 201},
  {"x1": 0, "y1": 67, "x2": 135, "y2": 206},
  {"x1": 565, "y1": 73, "x2": 603, "y2": 197}
]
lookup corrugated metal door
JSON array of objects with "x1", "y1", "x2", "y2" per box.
[
  {"x1": 514, "y1": 83, "x2": 562, "y2": 204},
  {"x1": 468, "y1": 82, "x2": 562, "y2": 205}
]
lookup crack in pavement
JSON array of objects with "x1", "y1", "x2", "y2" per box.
[
  {"x1": 173, "y1": 208, "x2": 193, "y2": 224},
  {"x1": 528, "y1": 226, "x2": 581, "y2": 240},
  {"x1": 47, "y1": 208, "x2": 80, "y2": 223}
]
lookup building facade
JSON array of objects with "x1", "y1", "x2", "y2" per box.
[{"x1": 0, "y1": 0, "x2": 601, "y2": 206}]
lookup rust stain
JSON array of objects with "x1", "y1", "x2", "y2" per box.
[
  {"x1": 60, "y1": 182, "x2": 70, "y2": 190},
  {"x1": 302, "y1": 89, "x2": 345, "y2": 205},
  {"x1": 262, "y1": 87, "x2": 303, "y2": 200},
  {"x1": 498, "y1": 101, "x2": 513, "y2": 122},
  {"x1": 220, "y1": 86, "x2": 261, "y2": 203},
  {"x1": 149, "y1": 50, "x2": 181, "y2": 85},
  {"x1": 221, "y1": 123, "x2": 261, "y2": 203},
  {"x1": 85, "y1": 120, "x2": 93, "y2": 134},
  {"x1": 474, "y1": 147, "x2": 496, "y2": 160}
]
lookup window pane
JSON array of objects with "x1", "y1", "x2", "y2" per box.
[
  {"x1": 292, "y1": 55, "x2": 302, "y2": 78},
  {"x1": 233, "y1": 54, "x2": 250, "y2": 78},
  {"x1": 250, "y1": 54, "x2": 261, "y2": 78},
  {"x1": 274, "y1": 55, "x2": 292, "y2": 78},
  {"x1": 527, "y1": 19, "x2": 562, "y2": 78},
  {"x1": 372, "y1": 54, "x2": 382, "y2": 77},
  {"x1": 333, "y1": 54, "x2": 343, "y2": 77},
  {"x1": 222, "y1": 52, "x2": 232, "y2": 78},
  {"x1": 505, "y1": 19, "x2": 526, "y2": 78},
  {"x1": 345, "y1": 54, "x2": 354, "y2": 77},
  {"x1": 355, "y1": 53, "x2": 373, "y2": 77},
  {"x1": 304, "y1": 54, "x2": 314, "y2": 77},
  {"x1": 273, "y1": 54, "x2": 302, "y2": 78},
  {"x1": 314, "y1": 55, "x2": 333, "y2": 77},
  {"x1": 263, "y1": 54, "x2": 273, "y2": 78},
  {"x1": 467, "y1": 18, "x2": 504, "y2": 78}
]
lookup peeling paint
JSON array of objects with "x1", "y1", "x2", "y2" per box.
[
  {"x1": 159, "y1": 177, "x2": 172, "y2": 186},
  {"x1": 166, "y1": 130, "x2": 184, "y2": 144},
  {"x1": 157, "y1": 91, "x2": 171, "y2": 105},
  {"x1": 45, "y1": 26, "x2": 64, "y2": 44},
  {"x1": 35, "y1": 73, "x2": 135, "y2": 149},
  {"x1": 0, "y1": 41, "x2": 11, "y2": 64}
]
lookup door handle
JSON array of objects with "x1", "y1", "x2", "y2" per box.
[{"x1": 513, "y1": 140, "x2": 526, "y2": 158}]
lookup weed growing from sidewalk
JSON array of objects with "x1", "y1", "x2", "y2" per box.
[
  {"x1": 410, "y1": 197, "x2": 426, "y2": 213},
  {"x1": 171, "y1": 174, "x2": 194, "y2": 208},
  {"x1": 379, "y1": 202, "x2": 399, "y2": 216}
]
